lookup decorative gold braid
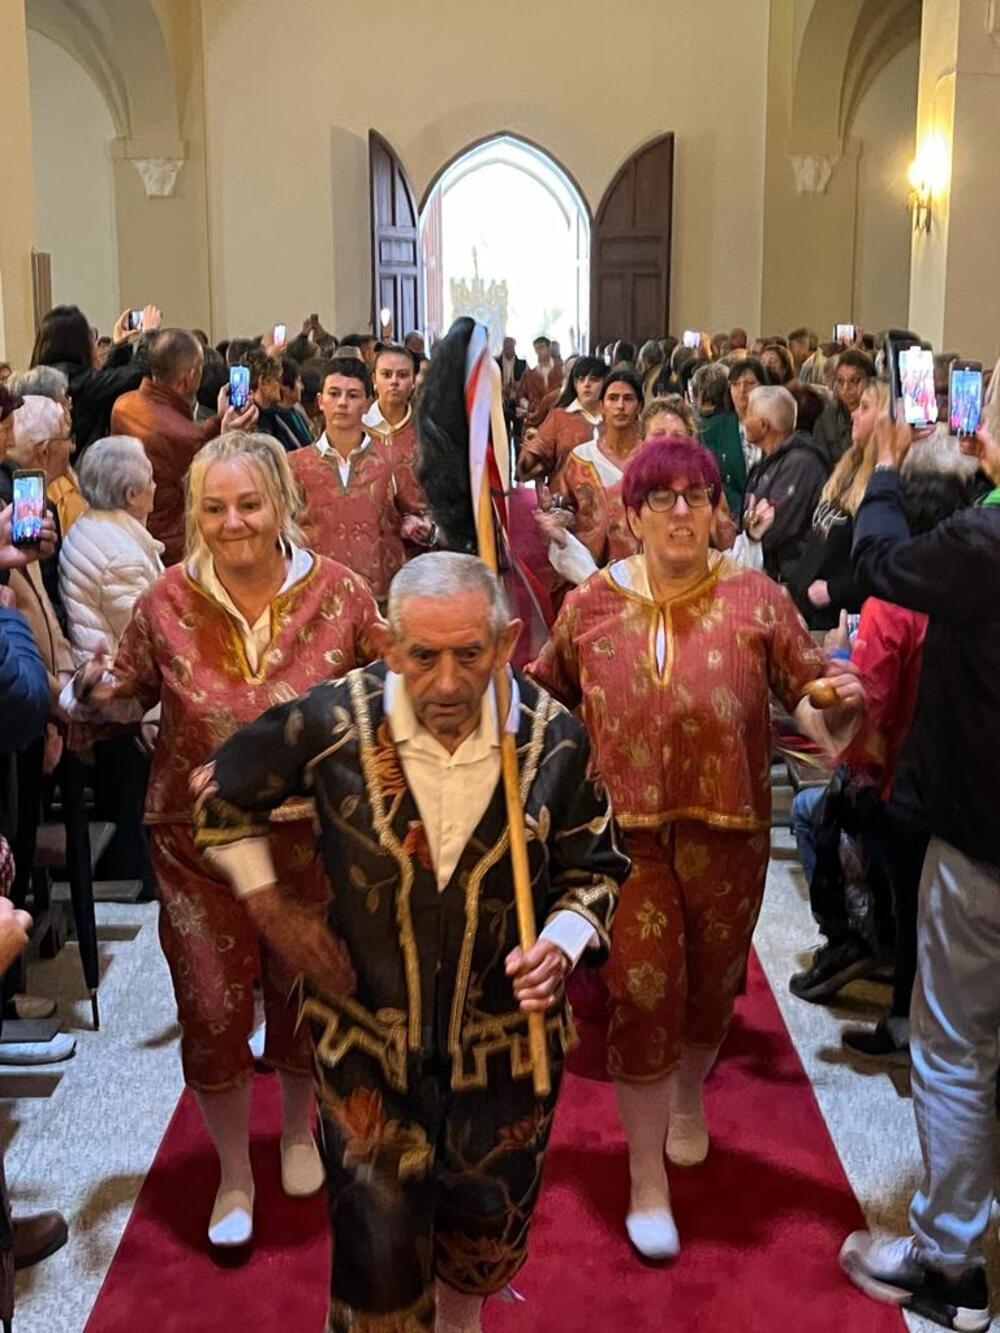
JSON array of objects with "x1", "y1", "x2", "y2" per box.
[
  {"x1": 347, "y1": 669, "x2": 422, "y2": 1053},
  {"x1": 447, "y1": 688, "x2": 557, "y2": 1088},
  {"x1": 302, "y1": 993, "x2": 408, "y2": 1092}
]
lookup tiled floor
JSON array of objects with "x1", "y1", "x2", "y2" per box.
[{"x1": 2, "y1": 842, "x2": 997, "y2": 1331}]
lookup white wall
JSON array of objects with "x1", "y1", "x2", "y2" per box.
[
  {"x1": 851, "y1": 41, "x2": 919, "y2": 335},
  {"x1": 28, "y1": 29, "x2": 119, "y2": 335}
]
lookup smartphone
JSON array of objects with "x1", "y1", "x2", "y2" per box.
[
  {"x1": 11, "y1": 470, "x2": 46, "y2": 548},
  {"x1": 896, "y1": 344, "x2": 938, "y2": 428},
  {"x1": 834, "y1": 323, "x2": 855, "y2": 344},
  {"x1": 273, "y1": 323, "x2": 286, "y2": 346},
  {"x1": 682, "y1": 329, "x2": 700, "y2": 349},
  {"x1": 128, "y1": 309, "x2": 144, "y2": 332},
  {"x1": 949, "y1": 360, "x2": 983, "y2": 437},
  {"x1": 229, "y1": 365, "x2": 250, "y2": 411}
]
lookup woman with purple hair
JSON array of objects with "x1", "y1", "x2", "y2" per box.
[{"x1": 529, "y1": 433, "x2": 865, "y2": 1262}]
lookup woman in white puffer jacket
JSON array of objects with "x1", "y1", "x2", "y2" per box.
[
  {"x1": 59, "y1": 435, "x2": 162, "y2": 895},
  {"x1": 59, "y1": 435, "x2": 163, "y2": 664}
]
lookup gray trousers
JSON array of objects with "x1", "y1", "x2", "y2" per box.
[{"x1": 910, "y1": 836, "x2": 1000, "y2": 1266}]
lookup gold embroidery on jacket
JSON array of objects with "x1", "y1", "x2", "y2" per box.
[{"x1": 348, "y1": 669, "x2": 422, "y2": 1052}]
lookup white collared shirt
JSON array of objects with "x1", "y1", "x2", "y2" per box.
[
  {"x1": 565, "y1": 399, "x2": 603, "y2": 426},
  {"x1": 192, "y1": 544, "x2": 314, "y2": 672},
  {"x1": 314, "y1": 431, "x2": 373, "y2": 485},
  {"x1": 383, "y1": 669, "x2": 596, "y2": 964},
  {"x1": 362, "y1": 402, "x2": 412, "y2": 434},
  {"x1": 205, "y1": 668, "x2": 597, "y2": 966}
]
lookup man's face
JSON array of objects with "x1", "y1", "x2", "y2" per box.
[
  {"x1": 360, "y1": 338, "x2": 377, "y2": 368},
  {"x1": 319, "y1": 374, "x2": 370, "y2": 434},
  {"x1": 534, "y1": 341, "x2": 551, "y2": 366},
  {"x1": 385, "y1": 590, "x2": 520, "y2": 751},
  {"x1": 502, "y1": 338, "x2": 516, "y2": 360},
  {"x1": 743, "y1": 409, "x2": 767, "y2": 445},
  {"x1": 374, "y1": 352, "x2": 415, "y2": 410},
  {"x1": 256, "y1": 373, "x2": 282, "y2": 409},
  {"x1": 602, "y1": 381, "x2": 640, "y2": 429},
  {"x1": 789, "y1": 337, "x2": 809, "y2": 369}
]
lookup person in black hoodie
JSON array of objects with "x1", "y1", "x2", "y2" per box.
[
  {"x1": 742, "y1": 384, "x2": 827, "y2": 586},
  {"x1": 839, "y1": 407, "x2": 1000, "y2": 1333},
  {"x1": 30, "y1": 303, "x2": 161, "y2": 454},
  {"x1": 793, "y1": 380, "x2": 888, "y2": 628}
]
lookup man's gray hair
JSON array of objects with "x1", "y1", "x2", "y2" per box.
[
  {"x1": 749, "y1": 383, "x2": 798, "y2": 437},
  {"x1": 387, "y1": 552, "x2": 510, "y2": 638},
  {"x1": 7, "y1": 365, "x2": 69, "y2": 402},
  {"x1": 78, "y1": 436, "x2": 153, "y2": 511}
]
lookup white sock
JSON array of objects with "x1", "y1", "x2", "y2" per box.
[
  {"x1": 196, "y1": 1083, "x2": 253, "y2": 1191},
  {"x1": 615, "y1": 1077, "x2": 674, "y2": 1214},
  {"x1": 196, "y1": 1084, "x2": 254, "y2": 1242},
  {"x1": 671, "y1": 1042, "x2": 720, "y2": 1122}
]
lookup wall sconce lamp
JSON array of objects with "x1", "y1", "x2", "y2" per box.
[{"x1": 907, "y1": 137, "x2": 949, "y2": 233}]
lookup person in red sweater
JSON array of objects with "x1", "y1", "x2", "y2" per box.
[
  {"x1": 288, "y1": 358, "x2": 432, "y2": 602},
  {"x1": 111, "y1": 329, "x2": 256, "y2": 564}
]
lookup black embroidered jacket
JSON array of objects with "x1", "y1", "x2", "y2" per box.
[{"x1": 195, "y1": 663, "x2": 627, "y2": 1092}]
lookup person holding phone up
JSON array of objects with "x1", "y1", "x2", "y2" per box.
[{"x1": 839, "y1": 404, "x2": 1000, "y2": 1333}]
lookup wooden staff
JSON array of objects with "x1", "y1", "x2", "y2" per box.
[{"x1": 476, "y1": 446, "x2": 551, "y2": 1098}]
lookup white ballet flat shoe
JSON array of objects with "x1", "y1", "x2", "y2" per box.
[
  {"x1": 666, "y1": 1110, "x2": 709, "y2": 1167},
  {"x1": 208, "y1": 1183, "x2": 254, "y2": 1247},
  {"x1": 625, "y1": 1208, "x2": 680, "y2": 1261},
  {"x1": 280, "y1": 1138, "x2": 325, "y2": 1197}
]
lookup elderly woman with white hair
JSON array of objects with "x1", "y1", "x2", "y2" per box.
[
  {"x1": 69, "y1": 431, "x2": 385, "y2": 1251},
  {"x1": 7, "y1": 368, "x2": 83, "y2": 534},
  {"x1": 59, "y1": 435, "x2": 163, "y2": 901}
]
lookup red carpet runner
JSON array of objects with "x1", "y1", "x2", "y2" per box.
[{"x1": 86, "y1": 953, "x2": 904, "y2": 1332}]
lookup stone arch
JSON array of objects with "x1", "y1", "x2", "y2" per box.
[
  {"x1": 25, "y1": 0, "x2": 185, "y2": 190},
  {"x1": 789, "y1": 0, "x2": 921, "y2": 169}
]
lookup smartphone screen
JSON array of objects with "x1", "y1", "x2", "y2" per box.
[
  {"x1": 899, "y1": 346, "x2": 938, "y2": 427},
  {"x1": 229, "y1": 365, "x2": 250, "y2": 411},
  {"x1": 835, "y1": 323, "x2": 855, "y2": 344},
  {"x1": 949, "y1": 363, "x2": 983, "y2": 437},
  {"x1": 682, "y1": 330, "x2": 700, "y2": 349},
  {"x1": 11, "y1": 470, "x2": 46, "y2": 547},
  {"x1": 273, "y1": 323, "x2": 286, "y2": 346},
  {"x1": 129, "y1": 309, "x2": 144, "y2": 332}
]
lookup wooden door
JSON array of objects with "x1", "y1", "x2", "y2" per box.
[
  {"x1": 369, "y1": 130, "x2": 422, "y2": 339},
  {"x1": 590, "y1": 134, "x2": 674, "y2": 346}
]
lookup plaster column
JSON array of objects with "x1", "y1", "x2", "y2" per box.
[
  {"x1": 0, "y1": 0, "x2": 37, "y2": 367},
  {"x1": 909, "y1": 0, "x2": 1000, "y2": 363}
]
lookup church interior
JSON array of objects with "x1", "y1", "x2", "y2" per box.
[{"x1": 0, "y1": 2, "x2": 999, "y2": 1331}]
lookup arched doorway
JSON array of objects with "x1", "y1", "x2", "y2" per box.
[{"x1": 419, "y1": 135, "x2": 590, "y2": 354}]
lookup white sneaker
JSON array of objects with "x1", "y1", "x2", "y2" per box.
[
  {"x1": 625, "y1": 1208, "x2": 680, "y2": 1261},
  {"x1": 840, "y1": 1231, "x2": 990, "y2": 1332},
  {"x1": 0, "y1": 1033, "x2": 76, "y2": 1065}
]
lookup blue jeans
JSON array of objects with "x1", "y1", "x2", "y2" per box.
[
  {"x1": 790, "y1": 786, "x2": 825, "y2": 886},
  {"x1": 909, "y1": 836, "x2": 1000, "y2": 1267}
]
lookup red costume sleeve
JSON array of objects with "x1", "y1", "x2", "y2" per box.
[{"x1": 762, "y1": 582, "x2": 826, "y2": 714}]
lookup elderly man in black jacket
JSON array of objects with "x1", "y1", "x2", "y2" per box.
[
  {"x1": 839, "y1": 410, "x2": 1000, "y2": 1333},
  {"x1": 742, "y1": 384, "x2": 828, "y2": 586}
]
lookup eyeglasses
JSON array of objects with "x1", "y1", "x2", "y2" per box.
[{"x1": 645, "y1": 485, "x2": 712, "y2": 512}]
